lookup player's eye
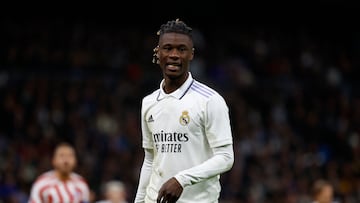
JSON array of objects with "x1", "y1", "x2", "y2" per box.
[{"x1": 162, "y1": 47, "x2": 172, "y2": 51}]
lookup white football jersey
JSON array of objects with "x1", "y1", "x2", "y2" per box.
[{"x1": 141, "y1": 72, "x2": 233, "y2": 203}]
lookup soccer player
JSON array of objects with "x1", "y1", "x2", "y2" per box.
[
  {"x1": 134, "y1": 19, "x2": 234, "y2": 203},
  {"x1": 28, "y1": 142, "x2": 91, "y2": 203}
]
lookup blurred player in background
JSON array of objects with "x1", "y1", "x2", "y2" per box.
[
  {"x1": 134, "y1": 19, "x2": 234, "y2": 203},
  {"x1": 312, "y1": 179, "x2": 337, "y2": 203},
  {"x1": 95, "y1": 180, "x2": 128, "y2": 203},
  {"x1": 28, "y1": 142, "x2": 91, "y2": 203}
]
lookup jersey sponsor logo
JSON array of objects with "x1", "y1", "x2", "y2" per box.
[
  {"x1": 153, "y1": 130, "x2": 189, "y2": 142},
  {"x1": 155, "y1": 143, "x2": 182, "y2": 153},
  {"x1": 179, "y1": 110, "x2": 190, "y2": 126},
  {"x1": 153, "y1": 130, "x2": 189, "y2": 153}
]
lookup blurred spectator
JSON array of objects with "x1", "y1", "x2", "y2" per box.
[
  {"x1": 311, "y1": 179, "x2": 338, "y2": 203},
  {"x1": 96, "y1": 180, "x2": 128, "y2": 203},
  {"x1": 28, "y1": 142, "x2": 91, "y2": 203}
]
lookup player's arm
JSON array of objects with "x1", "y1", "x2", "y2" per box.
[
  {"x1": 158, "y1": 144, "x2": 233, "y2": 203},
  {"x1": 28, "y1": 181, "x2": 43, "y2": 203},
  {"x1": 174, "y1": 94, "x2": 234, "y2": 187},
  {"x1": 135, "y1": 99, "x2": 154, "y2": 203},
  {"x1": 134, "y1": 148, "x2": 154, "y2": 203},
  {"x1": 174, "y1": 144, "x2": 233, "y2": 187},
  {"x1": 80, "y1": 179, "x2": 91, "y2": 203}
]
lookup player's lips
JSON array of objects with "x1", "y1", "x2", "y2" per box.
[{"x1": 166, "y1": 64, "x2": 181, "y2": 71}]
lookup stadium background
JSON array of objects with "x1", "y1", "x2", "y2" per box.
[{"x1": 1, "y1": 2, "x2": 360, "y2": 202}]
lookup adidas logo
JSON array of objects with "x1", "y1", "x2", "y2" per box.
[{"x1": 148, "y1": 115, "x2": 154, "y2": 122}]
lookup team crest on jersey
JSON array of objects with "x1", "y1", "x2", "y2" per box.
[{"x1": 179, "y1": 111, "x2": 190, "y2": 126}]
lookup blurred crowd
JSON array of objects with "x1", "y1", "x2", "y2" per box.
[{"x1": 0, "y1": 18, "x2": 360, "y2": 203}]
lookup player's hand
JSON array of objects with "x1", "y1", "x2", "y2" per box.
[{"x1": 157, "y1": 177, "x2": 183, "y2": 203}]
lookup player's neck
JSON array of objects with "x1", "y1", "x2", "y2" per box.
[
  {"x1": 163, "y1": 73, "x2": 189, "y2": 94},
  {"x1": 55, "y1": 171, "x2": 71, "y2": 181},
  {"x1": 163, "y1": 81, "x2": 179, "y2": 94}
]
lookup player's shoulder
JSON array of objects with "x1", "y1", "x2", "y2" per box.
[
  {"x1": 35, "y1": 170, "x2": 55, "y2": 181},
  {"x1": 142, "y1": 89, "x2": 160, "y2": 103},
  {"x1": 190, "y1": 79, "x2": 230, "y2": 108},
  {"x1": 71, "y1": 172, "x2": 86, "y2": 180},
  {"x1": 31, "y1": 171, "x2": 56, "y2": 188},
  {"x1": 70, "y1": 172, "x2": 89, "y2": 184},
  {"x1": 190, "y1": 79, "x2": 223, "y2": 99}
]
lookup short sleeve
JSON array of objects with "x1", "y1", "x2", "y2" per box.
[{"x1": 205, "y1": 94, "x2": 233, "y2": 147}]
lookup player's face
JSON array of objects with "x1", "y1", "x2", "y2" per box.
[
  {"x1": 52, "y1": 145, "x2": 77, "y2": 175},
  {"x1": 158, "y1": 33, "x2": 194, "y2": 80},
  {"x1": 106, "y1": 188, "x2": 126, "y2": 202},
  {"x1": 316, "y1": 185, "x2": 334, "y2": 203}
]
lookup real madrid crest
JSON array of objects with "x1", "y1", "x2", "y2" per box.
[{"x1": 179, "y1": 110, "x2": 190, "y2": 126}]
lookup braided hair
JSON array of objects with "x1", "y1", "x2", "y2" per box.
[
  {"x1": 157, "y1": 18, "x2": 193, "y2": 38},
  {"x1": 152, "y1": 19, "x2": 193, "y2": 64}
]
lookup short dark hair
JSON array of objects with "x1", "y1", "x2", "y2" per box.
[
  {"x1": 53, "y1": 141, "x2": 75, "y2": 156},
  {"x1": 157, "y1": 18, "x2": 193, "y2": 40}
]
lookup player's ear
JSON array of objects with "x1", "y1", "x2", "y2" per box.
[
  {"x1": 190, "y1": 47, "x2": 195, "y2": 61},
  {"x1": 152, "y1": 46, "x2": 160, "y2": 64}
]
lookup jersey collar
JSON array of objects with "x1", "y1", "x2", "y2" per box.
[{"x1": 157, "y1": 72, "x2": 194, "y2": 101}]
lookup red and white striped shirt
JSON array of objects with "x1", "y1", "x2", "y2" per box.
[{"x1": 28, "y1": 170, "x2": 90, "y2": 203}]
